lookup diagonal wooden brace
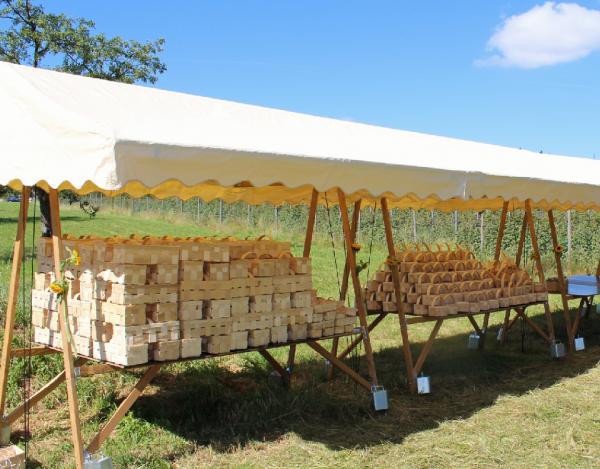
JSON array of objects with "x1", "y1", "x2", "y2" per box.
[
  {"x1": 86, "y1": 364, "x2": 162, "y2": 454},
  {"x1": 513, "y1": 309, "x2": 551, "y2": 344},
  {"x1": 259, "y1": 350, "x2": 287, "y2": 378},
  {"x1": 414, "y1": 319, "x2": 443, "y2": 376},
  {"x1": 307, "y1": 341, "x2": 371, "y2": 391},
  {"x1": 337, "y1": 313, "x2": 387, "y2": 361}
]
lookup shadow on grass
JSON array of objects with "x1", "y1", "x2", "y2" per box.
[{"x1": 82, "y1": 305, "x2": 600, "y2": 456}]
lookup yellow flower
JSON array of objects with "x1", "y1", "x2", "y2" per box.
[
  {"x1": 386, "y1": 257, "x2": 397, "y2": 267},
  {"x1": 49, "y1": 283, "x2": 64, "y2": 295},
  {"x1": 72, "y1": 250, "x2": 81, "y2": 266},
  {"x1": 555, "y1": 245, "x2": 563, "y2": 253},
  {"x1": 530, "y1": 253, "x2": 539, "y2": 260},
  {"x1": 351, "y1": 243, "x2": 361, "y2": 251}
]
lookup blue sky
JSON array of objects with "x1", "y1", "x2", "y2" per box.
[{"x1": 31, "y1": 1, "x2": 600, "y2": 159}]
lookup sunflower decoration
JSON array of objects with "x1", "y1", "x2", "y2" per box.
[
  {"x1": 48, "y1": 247, "x2": 80, "y2": 355},
  {"x1": 351, "y1": 243, "x2": 361, "y2": 253},
  {"x1": 555, "y1": 245, "x2": 563, "y2": 257},
  {"x1": 386, "y1": 255, "x2": 398, "y2": 269},
  {"x1": 530, "y1": 253, "x2": 539, "y2": 260}
]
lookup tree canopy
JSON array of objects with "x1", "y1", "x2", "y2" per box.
[{"x1": 0, "y1": 0, "x2": 166, "y2": 83}]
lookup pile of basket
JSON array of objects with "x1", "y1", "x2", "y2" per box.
[{"x1": 363, "y1": 243, "x2": 548, "y2": 317}]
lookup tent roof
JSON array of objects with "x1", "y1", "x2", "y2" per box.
[{"x1": 1, "y1": 62, "x2": 598, "y2": 212}]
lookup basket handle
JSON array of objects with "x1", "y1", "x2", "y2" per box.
[
  {"x1": 241, "y1": 252, "x2": 257, "y2": 260},
  {"x1": 62, "y1": 233, "x2": 77, "y2": 240},
  {"x1": 129, "y1": 233, "x2": 142, "y2": 240},
  {"x1": 395, "y1": 242, "x2": 408, "y2": 252},
  {"x1": 278, "y1": 251, "x2": 293, "y2": 259},
  {"x1": 442, "y1": 294, "x2": 455, "y2": 305},
  {"x1": 257, "y1": 235, "x2": 273, "y2": 241},
  {"x1": 258, "y1": 253, "x2": 273, "y2": 259}
]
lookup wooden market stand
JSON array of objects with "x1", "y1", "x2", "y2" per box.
[
  {"x1": 332, "y1": 198, "x2": 563, "y2": 394},
  {"x1": 0, "y1": 187, "x2": 385, "y2": 468}
]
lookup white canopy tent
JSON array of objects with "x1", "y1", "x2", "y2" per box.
[{"x1": 0, "y1": 61, "x2": 598, "y2": 212}]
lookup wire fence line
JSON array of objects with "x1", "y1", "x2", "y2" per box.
[{"x1": 70, "y1": 192, "x2": 600, "y2": 275}]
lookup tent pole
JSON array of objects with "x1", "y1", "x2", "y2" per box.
[
  {"x1": 338, "y1": 189, "x2": 379, "y2": 387},
  {"x1": 287, "y1": 189, "x2": 319, "y2": 378},
  {"x1": 0, "y1": 187, "x2": 30, "y2": 420},
  {"x1": 494, "y1": 201, "x2": 512, "y2": 345},
  {"x1": 381, "y1": 197, "x2": 416, "y2": 394},
  {"x1": 548, "y1": 209, "x2": 574, "y2": 348},
  {"x1": 515, "y1": 215, "x2": 528, "y2": 267},
  {"x1": 49, "y1": 189, "x2": 85, "y2": 469},
  {"x1": 328, "y1": 200, "x2": 361, "y2": 379},
  {"x1": 524, "y1": 201, "x2": 557, "y2": 345}
]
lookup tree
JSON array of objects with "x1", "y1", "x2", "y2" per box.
[{"x1": 1, "y1": 0, "x2": 167, "y2": 235}]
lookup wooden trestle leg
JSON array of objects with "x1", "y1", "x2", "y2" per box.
[
  {"x1": 0, "y1": 187, "x2": 30, "y2": 421},
  {"x1": 328, "y1": 200, "x2": 361, "y2": 379},
  {"x1": 381, "y1": 198, "x2": 416, "y2": 394},
  {"x1": 49, "y1": 189, "x2": 85, "y2": 468},
  {"x1": 548, "y1": 209, "x2": 575, "y2": 349},
  {"x1": 494, "y1": 202, "x2": 513, "y2": 345},
  {"x1": 286, "y1": 189, "x2": 318, "y2": 380},
  {"x1": 337, "y1": 189, "x2": 379, "y2": 388}
]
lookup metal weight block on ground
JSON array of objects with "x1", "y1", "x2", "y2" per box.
[
  {"x1": 468, "y1": 334, "x2": 480, "y2": 349},
  {"x1": 417, "y1": 374, "x2": 430, "y2": 394},
  {"x1": 575, "y1": 336, "x2": 585, "y2": 351},
  {"x1": 550, "y1": 341, "x2": 565, "y2": 358},
  {"x1": 370, "y1": 385, "x2": 388, "y2": 411}
]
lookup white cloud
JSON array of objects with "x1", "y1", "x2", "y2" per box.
[{"x1": 476, "y1": 2, "x2": 600, "y2": 68}]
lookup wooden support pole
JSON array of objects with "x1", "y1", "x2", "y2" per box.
[
  {"x1": 76, "y1": 364, "x2": 119, "y2": 377},
  {"x1": 307, "y1": 342, "x2": 371, "y2": 390},
  {"x1": 0, "y1": 187, "x2": 30, "y2": 418},
  {"x1": 259, "y1": 350, "x2": 287, "y2": 377},
  {"x1": 524, "y1": 201, "x2": 557, "y2": 345},
  {"x1": 9, "y1": 347, "x2": 59, "y2": 359},
  {"x1": 500, "y1": 310, "x2": 512, "y2": 344},
  {"x1": 515, "y1": 216, "x2": 528, "y2": 267},
  {"x1": 49, "y1": 189, "x2": 85, "y2": 468},
  {"x1": 505, "y1": 312, "x2": 520, "y2": 333},
  {"x1": 337, "y1": 313, "x2": 387, "y2": 361},
  {"x1": 572, "y1": 300, "x2": 584, "y2": 337},
  {"x1": 4, "y1": 357, "x2": 88, "y2": 426},
  {"x1": 494, "y1": 201, "x2": 509, "y2": 261},
  {"x1": 87, "y1": 364, "x2": 163, "y2": 454},
  {"x1": 381, "y1": 197, "x2": 416, "y2": 393},
  {"x1": 328, "y1": 200, "x2": 361, "y2": 378},
  {"x1": 478, "y1": 312, "x2": 491, "y2": 350},
  {"x1": 413, "y1": 320, "x2": 443, "y2": 375},
  {"x1": 287, "y1": 189, "x2": 319, "y2": 377},
  {"x1": 548, "y1": 209, "x2": 574, "y2": 349},
  {"x1": 338, "y1": 189, "x2": 379, "y2": 387}
]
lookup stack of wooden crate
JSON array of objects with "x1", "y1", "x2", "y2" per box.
[{"x1": 32, "y1": 234, "x2": 358, "y2": 366}]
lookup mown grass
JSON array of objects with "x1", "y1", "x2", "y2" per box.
[{"x1": 1, "y1": 201, "x2": 600, "y2": 468}]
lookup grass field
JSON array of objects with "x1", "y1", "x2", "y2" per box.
[{"x1": 2, "y1": 201, "x2": 600, "y2": 468}]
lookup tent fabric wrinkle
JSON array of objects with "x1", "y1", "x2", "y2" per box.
[{"x1": 0, "y1": 61, "x2": 598, "y2": 212}]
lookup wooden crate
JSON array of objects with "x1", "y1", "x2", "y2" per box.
[
  {"x1": 34, "y1": 272, "x2": 55, "y2": 290},
  {"x1": 0, "y1": 445, "x2": 25, "y2": 468},
  {"x1": 38, "y1": 236, "x2": 95, "y2": 264},
  {"x1": 77, "y1": 318, "x2": 113, "y2": 342},
  {"x1": 335, "y1": 316, "x2": 357, "y2": 329},
  {"x1": 73, "y1": 335, "x2": 93, "y2": 356},
  {"x1": 180, "y1": 337, "x2": 203, "y2": 358},
  {"x1": 34, "y1": 326, "x2": 62, "y2": 349},
  {"x1": 249, "y1": 294, "x2": 273, "y2": 313},
  {"x1": 288, "y1": 323, "x2": 308, "y2": 341},
  {"x1": 102, "y1": 303, "x2": 146, "y2": 326},
  {"x1": 180, "y1": 318, "x2": 232, "y2": 339},
  {"x1": 229, "y1": 259, "x2": 250, "y2": 279},
  {"x1": 150, "y1": 340, "x2": 180, "y2": 361},
  {"x1": 253, "y1": 237, "x2": 291, "y2": 258},
  {"x1": 291, "y1": 291, "x2": 311, "y2": 308},
  {"x1": 232, "y1": 312, "x2": 274, "y2": 331},
  {"x1": 273, "y1": 258, "x2": 291, "y2": 277},
  {"x1": 79, "y1": 282, "x2": 94, "y2": 302},
  {"x1": 203, "y1": 262, "x2": 230, "y2": 281},
  {"x1": 178, "y1": 280, "x2": 231, "y2": 301},
  {"x1": 94, "y1": 262, "x2": 147, "y2": 285},
  {"x1": 313, "y1": 298, "x2": 344, "y2": 314},
  {"x1": 32, "y1": 307, "x2": 60, "y2": 331},
  {"x1": 93, "y1": 279, "x2": 111, "y2": 301},
  {"x1": 248, "y1": 329, "x2": 270, "y2": 348},
  {"x1": 230, "y1": 331, "x2": 249, "y2": 350},
  {"x1": 270, "y1": 325, "x2": 288, "y2": 344},
  {"x1": 231, "y1": 277, "x2": 260, "y2": 297},
  {"x1": 290, "y1": 257, "x2": 312, "y2": 275},
  {"x1": 249, "y1": 257, "x2": 275, "y2": 277},
  {"x1": 36, "y1": 255, "x2": 55, "y2": 274},
  {"x1": 93, "y1": 341, "x2": 149, "y2": 366},
  {"x1": 111, "y1": 321, "x2": 180, "y2": 346},
  {"x1": 31, "y1": 289, "x2": 58, "y2": 311},
  {"x1": 288, "y1": 307, "x2": 314, "y2": 324},
  {"x1": 68, "y1": 298, "x2": 104, "y2": 321},
  {"x1": 247, "y1": 277, "x2": 274, "y2": 295},
  {"x1": 148, "y1": 264, "x2": 179, "y2": 284},
  {"x1": 180, "y1": 241, "x2": 229, "y2": 262},
  {"x1": 146, "y1": 303, "x2": 178, "y2": 322},
  {"x1": 202, "y1": 335, "x2": 231, "y2": 354},
  {"x1": 203, "y1": 299, "x2": 231, "y2": 319},
  {"x1": 109, "y1": 284, "x2": 178, "y2": 305},
  {"x1": 178, "y1": 261, "x2": 204, "y2": 282},
  {"x1": 273, "y1": 293, "x2": 291, "y2": 310},
  {"x1": 178, "y1": 301, "x2": 204, "y2": 321},
  {"x1": 231, "y1": 296, "x2": 249, "y2": 316},
  {"x1": 112, "y1": 244, "x2": 180, "y2": 265}
]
